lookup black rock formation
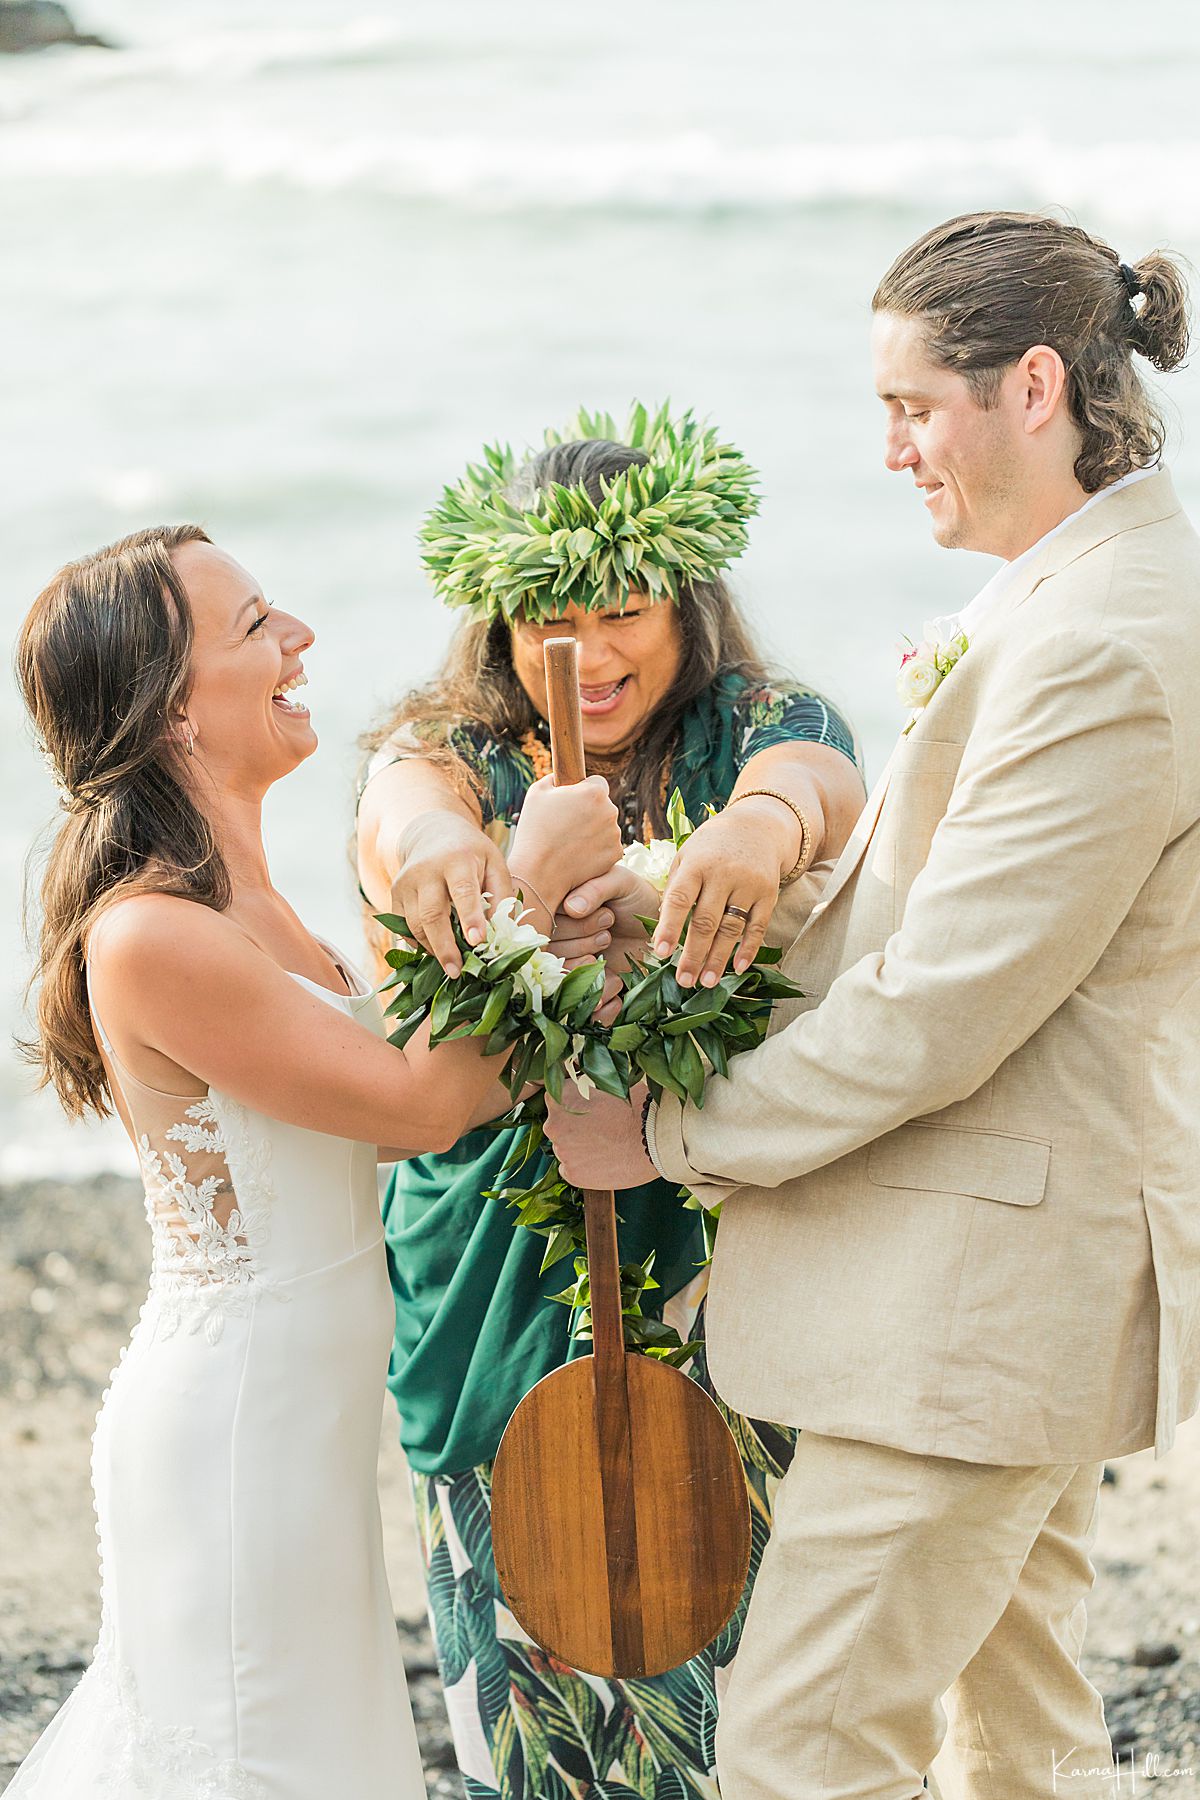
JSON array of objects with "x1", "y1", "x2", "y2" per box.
[{"x1": 0, "y1": 1, "x2": 114, "y2": 53}]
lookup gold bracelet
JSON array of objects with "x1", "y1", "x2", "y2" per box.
[{"x1": 727, "y1": 788, "x2": 814, "y2": 886}]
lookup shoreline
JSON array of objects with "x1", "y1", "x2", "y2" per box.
[{"x1": 2, "y1": 1175, "x2": 1198, "y2": 1792}]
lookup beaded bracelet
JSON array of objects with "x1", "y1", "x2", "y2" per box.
[{"x1": 727, "y1": 788, "x2": 814, "y2": 887}]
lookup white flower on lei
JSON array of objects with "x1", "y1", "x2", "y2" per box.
[
  {"x1": 620, "y1": 836, "x2": 677, "y2": 895},
  {"x1": 480, "y1": 897, "x2": 567, "y2": 1013},
  {"x1": 563, "y1": 1032, "x2": 596, "y2": 1101},
  {"x1": 482, "y1": 895, "x2": 546, "y2": 958},
  {"x1": 514, "y1": 946, "x2": 567, "y2": 1012}
]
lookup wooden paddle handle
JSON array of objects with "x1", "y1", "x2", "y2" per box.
[
  {"x1": 583, "y1": 1187, "x2": 626, "y2": 1366},
  {"x1": 542, "y1": 638, "x2": 627, "y2": 1374},
  {"x1": 544, "y1": 636, "x2": 588, "y2": 785}
]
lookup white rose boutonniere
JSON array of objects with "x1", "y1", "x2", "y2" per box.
[{"x1": 897, "y1": 628, "x2": 969, "y2": 733}]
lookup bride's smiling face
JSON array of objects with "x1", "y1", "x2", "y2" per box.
[{"x1": 171, "y1": 540, "x2": 317, "y2": 794}]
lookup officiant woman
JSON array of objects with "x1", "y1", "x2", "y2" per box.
[{"x1": 355, "y1": 407, "x2": 865, "y2": 1797}]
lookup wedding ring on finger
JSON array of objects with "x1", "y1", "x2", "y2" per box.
[{"x1": 722, "y1": 903, "x2": 752, "y2": 927}]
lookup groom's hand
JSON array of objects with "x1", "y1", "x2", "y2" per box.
[{"x1": 545, "y1": 1085, "x2": 659, "y2": 1190}]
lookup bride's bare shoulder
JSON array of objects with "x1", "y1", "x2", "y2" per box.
[{"x1": 86, "y1": 893, "x2": 252, "y2": 985}]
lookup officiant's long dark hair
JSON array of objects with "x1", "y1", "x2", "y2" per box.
[
  {"x1": 17, "y1": 524, "x2": 229, "y2": 1118},
  {"x1": 364, "y1": 439, "x2": 771, "y2": 837},
  {"x1": 874, "y1": 210, "x2": 1191, "y2": 493}
]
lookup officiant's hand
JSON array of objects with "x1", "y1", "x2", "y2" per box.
[
  {"x1": 545, "y1": 1084, "x2": 659, "y2": 1190},
  {"x1": 654, "y1": 805, "x2": 788, "y2": 988}
]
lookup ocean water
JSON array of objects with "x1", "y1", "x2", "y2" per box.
[{"x1": 4, "y1": 0, "x2": 1200, "y2": 1174}]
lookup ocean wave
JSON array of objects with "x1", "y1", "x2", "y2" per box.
[
  {"x1": 6, "y1": 16, "x2": 426, "y2": 90},
  {"x1": 2, "y1": 124, "x2": 1198, "y2": 229}
]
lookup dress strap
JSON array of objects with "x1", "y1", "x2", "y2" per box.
[
  {"x1": 84, "y1": 962, "x2": 207, "y2": 1106},
  {"x1": 85, "y1": 967, "x2": 117, "y2": 1059}
]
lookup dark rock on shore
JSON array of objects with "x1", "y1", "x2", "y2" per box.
[
  {"x1": 0, "y1": 2, "x2": 115, "y2": 53},
  {"x1": 1091, "y1": 1645, "x2": 1200, "y2": 1775}
]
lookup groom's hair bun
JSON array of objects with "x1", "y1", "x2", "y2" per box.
[{"x1": 873, "y1": 210, "x2": 1191, "y2": 493}]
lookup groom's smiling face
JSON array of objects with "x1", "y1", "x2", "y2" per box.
[{"x1": 872, "y1": 311, "x2": 1023, "y2": 557}]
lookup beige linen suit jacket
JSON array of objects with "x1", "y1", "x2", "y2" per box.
[{"x1": 648, "y1": 470, "x2": 1200, "y2": 1464}]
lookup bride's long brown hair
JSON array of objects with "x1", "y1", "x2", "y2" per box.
[{"x1": 16, "y1": 524, "x2": 230, "y2": 1120}]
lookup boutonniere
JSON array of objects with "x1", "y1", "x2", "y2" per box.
[{"x1": 897, "y1": 629, "x2": 969, "y2": 734}]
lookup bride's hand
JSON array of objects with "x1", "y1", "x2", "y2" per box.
[
  {"x1": 390, "y1": 811, "x2": 514, "y2": 979},
  {"x1": 554, "y1": 862, "x2": 660, "y2": 972},
  {"x1": 508, "y1": 775, "x2": 622, "y2": 916}
]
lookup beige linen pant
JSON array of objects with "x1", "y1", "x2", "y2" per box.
[{"x1": 717, "y1": 1431, "x2": 1112, "y2": 1800}]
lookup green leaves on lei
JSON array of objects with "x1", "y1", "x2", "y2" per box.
[
  {"x1": 418, "y1": 401, "x2": 761, "y2": 626},
  {"x1": 377, "y1": 793, "x2": 802, "y2": 1367}
]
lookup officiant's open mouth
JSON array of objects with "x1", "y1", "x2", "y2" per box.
[
  {"x1": 271, "y1": 666, "x2": 310, "y2": 717},
  {"x1": 918, "y1": 481, "x2": 945, "y2": 507},
  {"x1": 579, "y1": 675, "x2": 631, "y2": 717}
]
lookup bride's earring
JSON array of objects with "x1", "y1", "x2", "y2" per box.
[{"x1": 184, "y1": 729, "x2": 195, "y2": 758}]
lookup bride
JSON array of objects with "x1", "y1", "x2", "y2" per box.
[{"x1": 10, "y1": 525, "x2": 620, "y2": 1799}]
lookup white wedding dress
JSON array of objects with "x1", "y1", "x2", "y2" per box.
[{"x1": 7, "y1": 947, "x2": 426, "y2": 1799}]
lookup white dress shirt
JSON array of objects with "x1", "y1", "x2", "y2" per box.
[{"x1": 924, "y1": 464, "x2": 1161, "y2": 648}]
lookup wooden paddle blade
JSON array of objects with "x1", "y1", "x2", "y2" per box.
[{"x1": 492, "y1": 1354, "x2": 752, "y2": 1679}]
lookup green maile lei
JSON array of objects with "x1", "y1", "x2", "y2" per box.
[
  {"x1": 378, "y1": 794, "x2": 802, "y2": 1368},
  {"x1": 419, "y1": 401, "x2": 761, "y2": 625}
]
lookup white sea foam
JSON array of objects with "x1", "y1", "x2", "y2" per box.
[
  {"x1": 87, "y1": 468, "x2": 171, "y2": 511},
  {"x1": 6, "y1": 16, "x2": 418, "y2": 91},
  {"x1": 1, "y1": 124, "x2": 1196, "y2": 230}
]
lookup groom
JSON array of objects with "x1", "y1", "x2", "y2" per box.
[{"x1": 546, "y1": 210, "x2": 1200, "y2": 1800}]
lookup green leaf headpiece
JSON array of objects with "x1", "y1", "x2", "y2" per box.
[{"x1": 419, "y1": 401, "x2": 762, "y2": 625}]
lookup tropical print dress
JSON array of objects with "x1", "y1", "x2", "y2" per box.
[{"x1": 374, "y1": 673, "x2": 860, "y2": 1800}]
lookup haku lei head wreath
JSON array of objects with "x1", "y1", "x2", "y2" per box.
[{"x1": 419, "y1": 401, "x2": 762, "y2": 625}]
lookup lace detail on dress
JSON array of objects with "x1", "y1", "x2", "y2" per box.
[
  {"x1": 43, "y1": 1623, "x2": 269, "y2": 1799},
  {"x1": 138, "y1": 1094, "x2": 277, "y2": 1345}
]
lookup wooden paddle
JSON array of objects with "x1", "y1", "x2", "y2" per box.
[{"x1": 490, "y1": 635, "x2": 751, "y2": 1681}]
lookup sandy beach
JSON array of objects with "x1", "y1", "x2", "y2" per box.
[{"x1": 2, "y1": 1173, "x2": 1198, "y2": 1795}]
